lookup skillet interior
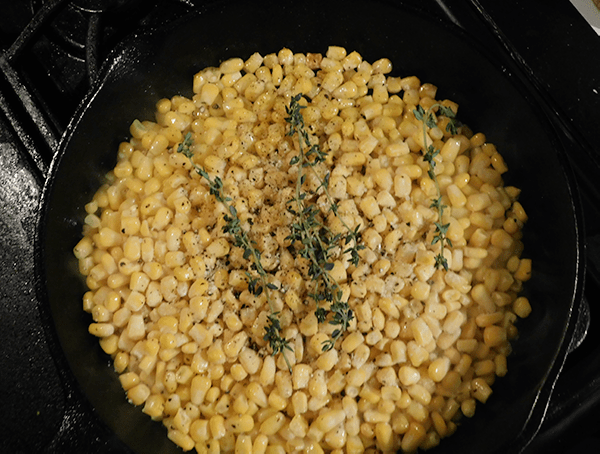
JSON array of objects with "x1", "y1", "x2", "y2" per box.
[{"x1": 39, "y1": 1, "x2": 582, "y2": 452}]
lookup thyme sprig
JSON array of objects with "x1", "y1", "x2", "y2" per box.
[
  {"x1": 177, "y1": 133, "x2": 293, "y2": 371},
  {"x1": 413, "y1": 104, "x2": 460, "y2": 271},
  {"x1": 285, "y1": 94, "x2": 361, "y2": 351}
]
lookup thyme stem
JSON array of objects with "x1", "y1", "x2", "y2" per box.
[
  {"x1": 177, "y1": 134, "x2": 292, "y2": 371},
  {"x1": 414, "y1": 103, "x2": 460, "y2": 271},
  {"x1": 285, "y1": 94, "x2": 358, "y2": 351}
]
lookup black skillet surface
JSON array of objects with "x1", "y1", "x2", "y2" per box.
[{"x1": 37, "y1": 1, "x2": 585, "y2": 453}]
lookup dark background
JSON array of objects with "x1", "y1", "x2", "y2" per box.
[{"x1": 1, "y1": 1, "x2": 600, "y2": 453}]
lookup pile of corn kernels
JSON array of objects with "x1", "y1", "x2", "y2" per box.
[{"x1": 73, "y1": 46, "x2": 532, "y2": 453}]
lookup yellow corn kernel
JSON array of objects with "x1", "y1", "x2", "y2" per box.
[
  {"x1": 127, "y1": 383, "x2": 150, "y2": 406},
  {"x1": 316, "y1": 349, "x2": 338, "y2": 372},
  {"x1": 471, "y1": 377, "x2": 493, "y2": 403},
  {"x1": 142, "y1": 393, "x2": 164, "y2": 420},
  {"x1": 428, "y1": 357, "x2": 451, "y2": 382},
  {"x1": 513, "y1": 296, "x2": 532, "y2": 318},
  {"x1": 99, "y1": 334, "x2": 118, "y2": 355},
  {"x1": 88, "y1": 322, "x2": 114, "y2": 338},
  {"x1": 246, "y1": 382, "x2": 268, "y2": 408},
  {"x1": 401, "y1": 422, "x2": 427, "y2": 452},
  {"x1": 447, "y1": 184, "x2": 467, "y2": 207},
  {"x1": 124, "y1": 290, "x2": 145, "y2": 312},
  {"x1": 73, "y1": 237, "x2": 94, "y2": 260},
  {"x1": 259, "y1": 412, "x2": 286, "y2": 435},
  {"x1": 483, "y1": 325, "x2": 507, "y2": 347},
  {"x1": 411, "y1": 317, "x2": 433, "y2": 346},
  {"x1": 209, "y1": 415, "x2": 226, "y2": 440},
  {"x1": 514, "y1": 258, "x2": 532, "y2": 282},
  {"x1": 461, "y1": 398, "x2": 477, "y2": 418},
  {"x1": 511, "y1": 201, "x2": 528, "y2": 222}
]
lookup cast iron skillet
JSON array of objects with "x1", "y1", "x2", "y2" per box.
[{"x1": 37, "y1": 0, "x2": 585, "y2": 452}]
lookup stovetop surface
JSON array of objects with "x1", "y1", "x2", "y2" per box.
[{"x1": 1, "y1": 1, "x2": 600, "y2": 453}]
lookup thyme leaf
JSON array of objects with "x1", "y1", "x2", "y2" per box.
[{"x1": 177, "y1": 131, "x2": 194, "y2": 158}]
